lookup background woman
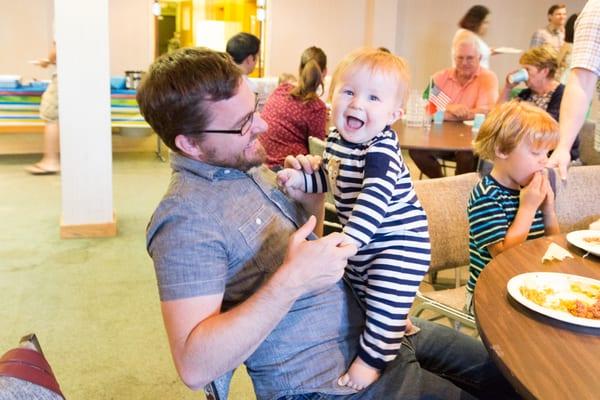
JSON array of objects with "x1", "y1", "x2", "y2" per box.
[
  {"x1": 259, "y1": 46, "x2": 328, "y2": 170},
  {"x1": 499, "y1": 45, "x2": 580, "y2": 162},
  {"x1": 453, "y1": 5, "x2": 493, "y2": 69}
]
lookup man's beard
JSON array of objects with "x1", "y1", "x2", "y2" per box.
[{"x1": 203, "y1": 140, "x2": 266, "y2": 172}]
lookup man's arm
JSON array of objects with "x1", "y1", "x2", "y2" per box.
[
  {"x1": 160, "y1": 216, "x2": 355, "y2": 390},
  {"x1": 472, "y1": 71, "x2": 499, "y2": 117},
  {"x1": 549, "y1": 67, "x2": 598, "y2": 178}
]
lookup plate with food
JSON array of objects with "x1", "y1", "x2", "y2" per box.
[
  {"x1": 507, "y1": 272, "x2": 600, "y2": 328},
  {"x1": 566, "y1": 230, "x2": 600, "y2": 256}
]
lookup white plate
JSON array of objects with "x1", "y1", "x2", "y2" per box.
[
  {"x1": 463, "y1": 120, "x2": 474, "y2": 126},
  {"x1": 494, "y1": 47, "x2": 522, "y2": 54},
  {"x1": 507, "y1": 272, "x2": 600, "y2": 328},
  {"x1": 567, "y1": 230, "x2": 600, "y2": 256}
]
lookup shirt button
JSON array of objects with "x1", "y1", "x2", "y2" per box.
[
  {"x1": 255, "y1": 217, "x2": 262, "y2": 225},
  {"x1": 224, "y1": 169, "x2": 230, "y2": 174}
]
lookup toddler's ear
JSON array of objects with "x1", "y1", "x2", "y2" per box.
[
  {"x1": 494, "y1": 146, "x2": 509, "y2": 160},
  {"x1": 389, "y1": 108, "x2": 404, "y2": 124}
]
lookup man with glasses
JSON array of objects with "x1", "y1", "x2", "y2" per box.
[
  {"x1": 409, "y1": 35, "x2": 498, "y2": 178},
  {"x1": 137, "y1": 47, "x2": 516, "y2": 400}
]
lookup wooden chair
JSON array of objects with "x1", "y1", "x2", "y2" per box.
[{"x1": 410, "y1": 173, "x2": 480, "y2": 332}]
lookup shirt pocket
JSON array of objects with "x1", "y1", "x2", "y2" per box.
[{"x1": 238, "y1": 205, "x2": 280, "y2": 272}]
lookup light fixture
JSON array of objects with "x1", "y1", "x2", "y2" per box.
[
  {"x1": 256, "y1": 0, "x2": 265, "y2": 6},
  {"x1": 152, "y1": 0, "x2": 161, "y2": 17}
]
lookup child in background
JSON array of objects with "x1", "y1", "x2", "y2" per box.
[
  {"x1": 466, "y1": 100, "x2": 560, "y2": 314},
  {"x1": 277, "y1": 48, "x2": 430, "y2": 390}
]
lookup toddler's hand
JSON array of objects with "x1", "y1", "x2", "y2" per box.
[
  {"x1": 338, "y1": 356, "x2": 381, "y2": 391},
  {"x1": 276, "y1": 168, "x2": 304, "y2": 192}
]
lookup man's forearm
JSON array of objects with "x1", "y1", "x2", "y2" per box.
[
  {"x1": 558, "y1": 68, "x2": 597, "y2": 152},
  {"x1": 176, "y1": 268, "x2": 302, "y2": 389}
]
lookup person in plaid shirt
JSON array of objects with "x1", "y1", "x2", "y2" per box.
[{"x1": 549, "y1": 0, "x2": 600, "y2": 179}]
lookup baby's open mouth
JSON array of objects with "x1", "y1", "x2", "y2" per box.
[{"x1": 346, "y1": 116, "x2": 364, "y2": 129}]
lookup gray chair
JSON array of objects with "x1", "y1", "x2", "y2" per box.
[
  {"x1": 308, "y1": 136, "x2": 342, "y2": 233},
  {"x1": 578, "y1": 120, "x2": 600, "y2": 166},
  {"x1": 203, "y1": 369, "x2": 235, "y2": 400},
  {"x1": 411, "y1": 173, "x2": 480, "y2": 332},
  {"x1": 554, "y1": 165, "x2": 600, "y2": 231}
]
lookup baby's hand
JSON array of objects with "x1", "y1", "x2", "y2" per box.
[
  {"x1": 520, "y1": 171, "x2": 547, "y2": 212},
  {"x1": 338, "y1": 356, "x2": 381, "y2": 391},
  {"x1": 276, "y1": 168, "x2": 304, "y2": 192}
]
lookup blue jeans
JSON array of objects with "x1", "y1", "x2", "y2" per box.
[{"x1": 278, "y1": 318, "x2": 519, "y2": 400}]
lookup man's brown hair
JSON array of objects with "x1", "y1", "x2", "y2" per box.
[{"x1": 136, "y1": 47, "x2": 242, "y2": 151}]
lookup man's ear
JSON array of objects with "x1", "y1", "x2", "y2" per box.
[{"x1": 174, "y1": 134, "x2": 203, "y2": 158}]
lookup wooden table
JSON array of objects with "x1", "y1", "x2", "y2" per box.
[
  {"x1": 392, "y1": 120, "x2": 474, "y2": 151},
  {"x1": 474, "y1": 235, "x2": 600, "y2": 400}
]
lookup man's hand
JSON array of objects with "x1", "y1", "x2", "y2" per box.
[
  {"x1": 520, "y1": 171, "x2": 547, "y2": 212},
  {"x1": 284, "y1": 154, "x2": 322, "y2": 173},
  {"x1": 281, "y1": 216, "x2": 357, "y2": 295},
  {"x1": 547, "y1": 146, "x2": 571, "y2": 181},
  {"x1": 446, "y1": 103, "x2": 470, "y2": 120}
]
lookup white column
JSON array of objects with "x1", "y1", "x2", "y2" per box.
[{"x1": 55, "y1": 0, "x2": 116, "y2": 238}]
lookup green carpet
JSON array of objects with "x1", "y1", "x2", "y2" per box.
[{"x1": 0, "y1": 153, "x2": 254, "y2": 399}]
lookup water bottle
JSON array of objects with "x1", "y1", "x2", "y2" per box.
[{"x1": 406, "y1": 89, "x2": 424, "y2": 127}]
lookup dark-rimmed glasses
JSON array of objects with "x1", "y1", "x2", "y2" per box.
[{"x1": 200, "y1": 96, "x2": 259, "y2": 136}]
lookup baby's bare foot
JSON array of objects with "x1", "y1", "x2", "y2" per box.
[{"x1": 337, "y1": 357, "x2": 380, "y2": 391}]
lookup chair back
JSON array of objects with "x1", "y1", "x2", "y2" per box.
[
  {"x1": 413, "y1": 173, "x2": 479, "y2": 273},
  {"x1": 554, "y1": 165, "x2": 600, "y2": 231},
  {"x1": 579, "y1": 120, "x2": 600, "y2": 165}
]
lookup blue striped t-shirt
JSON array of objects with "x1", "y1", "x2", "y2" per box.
[{"x1": 467, "y1": 174, "x2": 545, "y2": 293}]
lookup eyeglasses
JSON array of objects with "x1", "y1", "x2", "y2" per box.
[{"x1": 200, "y1": 97, "x2": 259, "y2": 136}]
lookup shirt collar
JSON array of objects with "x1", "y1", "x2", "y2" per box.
[
  {"x1": 170, "y1": 152, "x2": 249, "y2": 181},
  {"x1": 450, "y1": 67, "x2": 481, "y2": 84},
  {"x1": 546, "y1": 24, "x2": 564, "y2": 35}
]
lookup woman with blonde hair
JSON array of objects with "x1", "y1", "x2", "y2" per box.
[
  {"x1": 498, "y1": 45, "x2": 580, "y2": 162},
  {"x1": 259, "y1": 46, "x2": 328, "y2": 170}
]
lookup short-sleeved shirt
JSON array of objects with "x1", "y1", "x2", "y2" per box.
[
  {"x1": 467, "y1": 175, "x2": 545, "y2": 293},
  {"x1": 571, "y1": 0, "x2": 600, "y2": 75},
  {"x1": 530, "y1": 25, "x2": 565, "y2": 51},
  {"x1": 433, "y1": 67, "x2": 499, "y2": 119},
  {"x1": 146, "y1": 153, "x2": 363, "y2": 399},
  {"x1": 259, "y1": 83, "x2": 327, "y2": 169}
]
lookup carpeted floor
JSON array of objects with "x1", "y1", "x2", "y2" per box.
[{"x1": 0, "y1": 152, "x2": 254, "y2": 399}]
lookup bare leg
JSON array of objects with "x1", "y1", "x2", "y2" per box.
[{"x1": 26, "y1": 121, "x2": 60, "y2": 174}]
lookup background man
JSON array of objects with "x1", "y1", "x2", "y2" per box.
[
  {"x1": 410, "y1": 35, "x2": 498, "y2": 179},
  {"x1": 530, "y1": 4, "x2": 568, "y2": 51}
]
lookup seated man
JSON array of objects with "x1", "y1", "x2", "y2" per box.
[
  {"x1": 137, "y1": 47, "x2": 517, "y2": 400},
  {"x1": 410, "y1": 35, "x2": 499, "y2": 178}
]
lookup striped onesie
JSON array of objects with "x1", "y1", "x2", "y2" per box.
[
  {"x1": 467, "y1": 174, "x2": 545, "y2": 299},
  {"x1": 304, "y1": 127, "x2": 430, "y2": 370}
]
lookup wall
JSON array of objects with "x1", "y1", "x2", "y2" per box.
[
  {"x1": 396, "y1": 0, "x2": 587, "y2": 92},
  {"x1": 0, "y1": 0, "x2": 154, "y2": 81},
  {"x1": 265, "y1": 0, "x2": 397, "y2": 78},
  {"x1": 0, "y1": 0, "x2": 55, "y2": 81}
]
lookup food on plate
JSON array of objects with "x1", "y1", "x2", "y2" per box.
[
  {"x1": 520, "y1": 281, "x2": 600, "y2": 320},
  {"x1": 583, "y1": 236, "x2": 600, "y2": 246}
]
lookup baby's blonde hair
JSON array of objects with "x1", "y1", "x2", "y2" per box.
[
  {"x1": 328, "y1": 47, "x2": 410, "y2": 106},
  {"x1": 474, "y1": 100, "x2": 559, "y2": 160}
]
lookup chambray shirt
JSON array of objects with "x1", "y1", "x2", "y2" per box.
[{"x1": 146, "y1": 153, "x2": 363, "y2": 399}]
